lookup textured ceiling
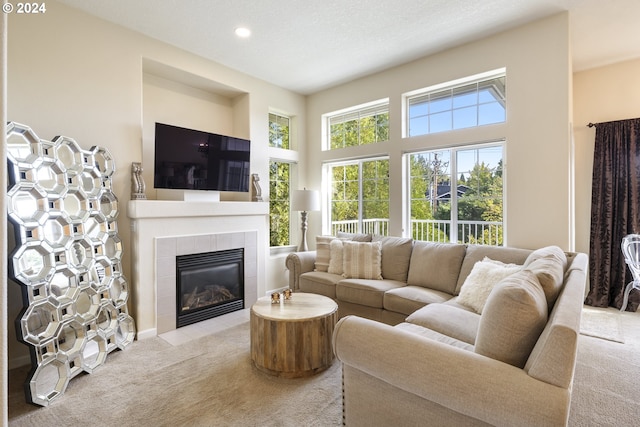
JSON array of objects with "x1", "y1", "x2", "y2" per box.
[{"x1": 56, "y1": 0, "x2": 640, "y2": 94}]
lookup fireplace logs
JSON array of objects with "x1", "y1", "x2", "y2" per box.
[{"x1": 182, "y1": 284, "x2": 235, "y2": 311}]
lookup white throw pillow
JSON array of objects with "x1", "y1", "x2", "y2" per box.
[
  {"x1": 457, "y1": 257, "x2": 522, "y2": 314},
  {"x1": 328, "y1": 239, "x2": 345, "y2": 275},
  {"x1": 342, "y1": 241, "x2": 383, "y2": 280}
]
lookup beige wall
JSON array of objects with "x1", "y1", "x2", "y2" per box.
[
  {"x1": 6, "y1": 3, "x2": 306, "y2": 366},
  {"x1": 573, "y1": 58, "x2": 640, "y2": 254},
  {"x1": 306, "y1": 13, "x2": 573, "y2": 251}
]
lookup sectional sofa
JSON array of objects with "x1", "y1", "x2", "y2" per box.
[{"x1": 285, "y1": 234, "x2": 588, "y2": 426}]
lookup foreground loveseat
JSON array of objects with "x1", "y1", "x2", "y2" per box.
[{"x1": 285, "y1": 235, "x2": 588, "y2": 426}]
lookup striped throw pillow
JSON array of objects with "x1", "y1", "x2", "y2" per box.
[{"x1": 342, "y1": 241, "x2": 383, "y2": 280}]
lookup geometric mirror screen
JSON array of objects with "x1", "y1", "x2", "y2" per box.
[{"x1": 6, "y1": 122, "x2": 136, "y2": 406}]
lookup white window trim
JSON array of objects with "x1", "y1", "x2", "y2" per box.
[
  {"x1": 403, "y1": 140, "x2": 505, "y2": 245},
  {"x1": 322, "y1": 98, "x2": 390, "y2": 151},
  {"x1": 402, "y1": 68, "x2": 506, "y2": 138}
]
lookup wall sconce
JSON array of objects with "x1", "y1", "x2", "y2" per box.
[{"x1": 291, "y1": 188, "x2": 320, "y2": 251}]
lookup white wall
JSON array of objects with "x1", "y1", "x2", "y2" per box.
[
  {"x1": 573, "y1": 58, "x2": 640, "y2": 254},
  {"x1": 6, "y1": 3, "x2": 306, "y2": 366},
  {"x1": 305, "y1": 13, "x2": 573, "y2": 251}
]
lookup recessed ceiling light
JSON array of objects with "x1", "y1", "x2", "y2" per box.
[{"x1": 235, "y1": 27, "x2": 251, "y2": 38}]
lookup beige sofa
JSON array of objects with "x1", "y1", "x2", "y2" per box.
[{"x1": 285, "y1": 235, "x2": 588, "y2": 426}]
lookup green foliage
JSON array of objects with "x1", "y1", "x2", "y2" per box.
[
  {"x1": 269, "y1": 113, "x2": 290, "y2": 149},
  {"x1": 330, "y1": 112, "x2": 389, "y2": 149},
  {"x1": 269, "y1": 161, "x2": 291, "y2": 246},
  {"x1": 330, "y1": 159, "x2": 389, "y2": 235}
]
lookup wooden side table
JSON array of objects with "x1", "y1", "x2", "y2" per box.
[{"x1": 250, "y1": 292, "x2": 338, "y2": 378}]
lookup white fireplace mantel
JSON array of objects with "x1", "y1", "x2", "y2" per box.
[
  {"x1": 127, "y1": 200, "x2": 269, "y2": 339},
  {"x1": 128, "y1": 200, "x2": 268, "y2": 220}
]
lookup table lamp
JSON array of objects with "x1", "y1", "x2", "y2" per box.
[{"x1": 291, "y1": 188, "x2": 320, "y2": 251}]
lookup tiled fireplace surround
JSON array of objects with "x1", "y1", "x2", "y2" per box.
[
  {"x1": 155, "y1": 231, "x2": 257, "y2": 334},
  {"x1": 128, "y1": 200, "x2": 269, "y2": 339}
]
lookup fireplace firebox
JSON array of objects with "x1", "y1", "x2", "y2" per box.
[{"x1": 176, "y1": 248, "x2": 244, "y2": 328}]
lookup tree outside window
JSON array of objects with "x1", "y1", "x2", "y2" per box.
[
  {"x1": 329, "y1": 158, "x2": 389, "y2": 236},
  {"x1": 269, "y1": 161, "x2": 291, "y2": 246},
  {"x1": 409, "y1": 144, "x2": 503, "y2": 245},
  {"x1": 269, "y1": 112, "x2": 293, "y2": 247}
]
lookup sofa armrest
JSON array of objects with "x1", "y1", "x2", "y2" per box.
[
  {"x1": 285, "y1": 251, "x2": 317, "y2": 291},
  {"x1": 333, "y1": 316, "x2": 571, "y2": 426}
]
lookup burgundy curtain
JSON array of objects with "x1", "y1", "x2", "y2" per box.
[{"x1": 585, "y1": 118, "x2": 640, "y2": 311}]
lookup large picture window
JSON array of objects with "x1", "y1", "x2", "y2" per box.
[
  {"x1": 328, "y1": 158, "x2": 389, "y2": 236},
  {"x1": 408, "y1": 143, "x2": 504, "y2": 245}
]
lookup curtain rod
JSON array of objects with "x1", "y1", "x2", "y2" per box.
[{"x1": 588, "y1": 122, "x2": 596, "y2": 128}]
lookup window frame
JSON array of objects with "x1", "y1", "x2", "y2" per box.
[
  {"x1": 405, "y1": 140, "x2": 505, "y2": 245},
  {"x1": 324, "y1": 156, "x2": 390, "y2": 237},
  {"x1": 268, "y1": 111, "x2": 298, "y2": 252},
  {"x1": 403, "y1": 68, "x2": 506, "y2": 138},
  {"x1": 323, "y1": 99, "x2": 390, "y2": 151}
]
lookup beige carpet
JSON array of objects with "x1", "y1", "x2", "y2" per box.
[
  {"x1": 8, "y1": 322, "x2": 342, "y2": 426},
  {"x1": 580, "y1": 306, "x2": 625, "y2": 343},
  {"x1": 8, "y1": 307, "x2": 640, "y2": 426}
]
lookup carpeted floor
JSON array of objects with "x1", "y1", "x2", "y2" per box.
[
  {"x1": 8, "y1": 322, "x2": 342, "y2": 426},
  {"x1": 8, "y1": 306, "x2": 640, "y2": 426}
]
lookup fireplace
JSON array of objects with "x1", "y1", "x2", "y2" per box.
[{"x1": 176, "y1": 248, "x2": 244, "y2": 328}]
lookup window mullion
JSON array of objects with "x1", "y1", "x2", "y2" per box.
[{"x1": 450, "y1": 149, "x2": 458, "y2": 244}]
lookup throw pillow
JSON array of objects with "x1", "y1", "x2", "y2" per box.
[
  {"x1": 314, "y1": 236, "x2": 335, "y2": 272},
  {"x1": 342, "y1": 241, "x2": 383, "y2": 280},
  {"x1": 474, "y1": 270, "x2": 548, "y2": 368},
  {"x1": 328, "y1": 238, "x2": 345, "y2": 275},
  {"x1": 457, "y1": 257, "x2": 522, "y2": 314},
  {"x1": 336, "y1": 231, "x2": 373, "y2": 242}
]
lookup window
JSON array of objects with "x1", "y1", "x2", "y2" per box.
[
  {"x1": 269, "y1": 113, "x2": 295, "y2": 248},
  {"x1": 328, "y1": 158, "x2": 389, "y2": 236},
  {"x1": 269, "y1": 161, "x2": 292, "y2": 247},
  {"x1": 327, "y1": 102, "x2": 389, "y2": 150},
  {"x1": 269, "y1": 113, "x2": 290, "y2": 149},
  {"x1": 408, "y1": 143, "x2": 504, "y2": 245},
  {"x1": 407, "y1": 73, "x2": 506, "y2": 137}
]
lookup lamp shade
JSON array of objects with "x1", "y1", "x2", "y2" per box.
[{"x1": 291, "y1": 189, "x2": 320, "y2": 212}]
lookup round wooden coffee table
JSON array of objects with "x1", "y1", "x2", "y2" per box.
[{"x1": 250, "y1": 292, "x2": 338, "y2": 378}]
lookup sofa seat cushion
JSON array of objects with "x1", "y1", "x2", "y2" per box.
[
  {"x1": 406, "y1": 241, "x2": 467, "y2": 294},
  {"x1": 299, "y1": 271, "x2": 342, "y2": 299},
  {"x1": 405, "y1": 303, "x2": 480, "y2": 345},
  {"x1": 475, "y1": 270, "x2": 548, "y2": 368},
  {"x1": 395, "y1": 322, "x2": 474, "y2": 351},
  {"x1": 455, "y1": 245, "x2": 532, "y2": 295},
  {"x1": 383, "y1": 286, "x2": 452, "y2": 316},
  {"x1": 336, "y1": 279, "x2": 406, "y2": 308}
]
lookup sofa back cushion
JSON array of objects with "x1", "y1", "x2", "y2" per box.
[
  {"x1": 373, "y1": 236, "x2": 414, "y2": 282},
  {"x1": 474, "y1": 270, "x2": 548, "y2": 368},
  {"x1": 522, "y1": 245, "x2": 567, "y2": 310},
  {"x1": 406, "y1": 241, "x2": 466, "y2": 294},
  {"x1": 454, "y1": 245, "x2": 532, "y2": 295}
]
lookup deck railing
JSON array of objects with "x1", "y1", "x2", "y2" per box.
[{"x1": 331, "y1": 218, "x2": 502, "y2": 246}]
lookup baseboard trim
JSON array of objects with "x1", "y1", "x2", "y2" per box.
[{"x1": 136, "y1": 328, "x2": 158, "y2": 340}]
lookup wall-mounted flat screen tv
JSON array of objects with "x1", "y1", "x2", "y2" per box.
[{"x1": 154, "y1": 122, "x2": 250, "y2": 192}]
